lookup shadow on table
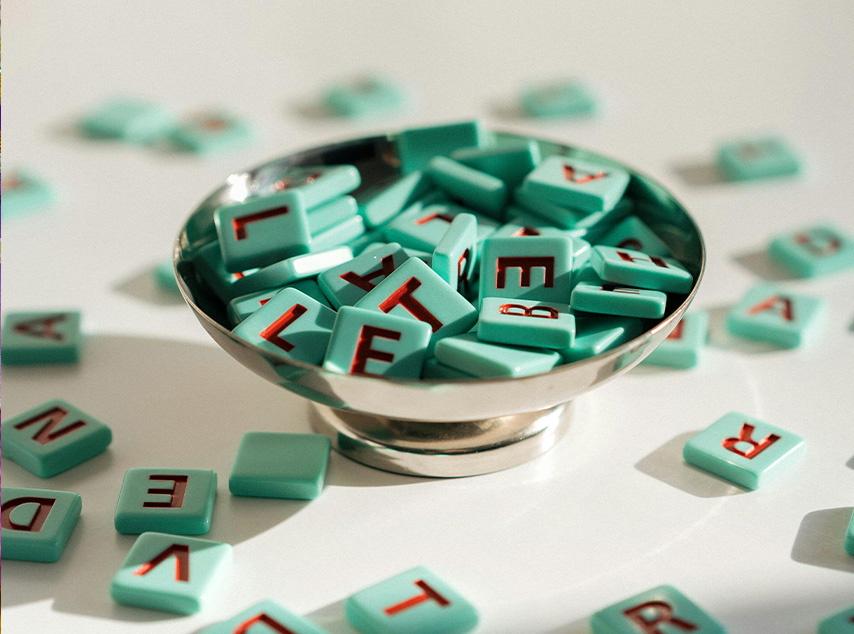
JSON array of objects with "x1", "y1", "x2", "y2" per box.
[
  {"x1": 1, "y1": 334, "x2": 418, "y2": 622},
  {"x1": 791, "y1": 507, "x2": 854, "y2": 574},
  {"x1": 113, "y1": 263, "x2": 185, "y2": 306},
  {"x1": 634, "y1": 431, "x2": 746, "y2": 498},
  {"x1": 671, "y1": 159, "x2": 729, "y2": 187},
  {"x1": 732, "y1": 248, "x2": 800, "y2": 282}
]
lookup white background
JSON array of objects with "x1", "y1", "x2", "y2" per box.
[{"x1": 3, "y1": 2, "x2": 854, "y2": 632}]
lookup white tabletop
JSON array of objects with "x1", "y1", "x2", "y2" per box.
[{"x1": 3, "y1": 2, "x2": 854, "y2": 633}]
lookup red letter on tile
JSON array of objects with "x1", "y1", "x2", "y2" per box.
[
  {"x1": 234, "y1": 614, "x2": 296, "y2": 634},
  {"x1": 1, "y1": 497, "x2": 56, "y2": 532},
  {"x1": 384, "y1": 580, "x2": 451, "y2": 616},
  {"x1": 232, "y1": 206, "x2": 289, "y2": 241},
  {"x1": 747, "y1": 296, "x2": 793, "y2": 321},
  {"x1": 378, "y1": 278, "x2": 443, "y2": 332},
  {"x1": 143, "y1": 475, "x2": 189, "y2": 509},
  {"x1": 496, "y1": 257, "x2": 555, "y2": 289},
  {"x1": 350, "y1": 326, "x2": 402, "y2": 376},
  {"x1": 623, "y1": 601, "x2": 698, "y2": 634},
  {"x1": 14, "y1": 406, "x2": 86, "y2": 445},
  {"x1": 617, "y1": 251, "x2": 668, "y2": 268},
  {"x1": 667, "y1": 321, "x2": 685, "y2": 340},
  {"x1": 260, "y1": 304, "x2": 309, "y2": 352},
  {"x1": 13, "y1": 314, "x2": 67, "y2": 341},
  {"x1": 563, "y1": 164, "x2": 607, "y2": 184},
  {"x1": 795, "y1": 231, "x2": 841, "y2": 257},
  {"x1": 499, "y1": 304, "x2": 559, "y2": 319},
  {"x1": 340, "y1": 255, "x2": 397, "y2": 292},
  {"x1": 722, "y1": 423, "x2": 780, "y2": 459},
  {"x1": 133, "y1": 543, "x2": 191, "y2": 582}
]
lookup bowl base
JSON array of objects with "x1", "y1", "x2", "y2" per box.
[{"x1": 309, "y1": 401, "x2": 572, "y2": 478}]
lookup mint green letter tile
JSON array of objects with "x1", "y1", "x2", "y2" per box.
[
  {"x1": 110, "y1": 531, "x2": 231, "y2": 614},
  {"x1": 434, "y1": 333, "x2": 560, "y2": 378},
  {"x1": 591, "y1": 585, "x2": 726, "y2": 634},
  {"x1": 258, "y1": 165, "x2": 361, "y2": 210},
  {"x1": 571, "y1": 281, "x2": 666, "y2": 319},
  {"x1": 81, "y1": 98, "x2": 176, "y2": 144},
  {"x1": 2, "y1": 399, "x2": 112, "y2": 478},
  {"x1": 726, "y1": 283, "x2": 824, "y2": 348},
  {"x1": 427, "y1": 156, "x2": 508, "y2": 219},
  {"x1": 683, "y1": 412, "x2": 805, "y2": 490},
  {"x1": 227, "y1": 279, "x2": 331, "y2": 326},
  {"x1": 323, "y1": 306, "x2": 432, "y2": 378},
  {"x1": 307, "y1": 195, "x2": 359, "y2": 235},
  {"x1": 520, "y1": 81, "x2": 597, "y2": 118},
  {"x1": 819, "y1": 606, "x2": 854, "y2": 634},
  {"x1": 591, "y1": 245, "x2": 693, "y2": 294},
  {"x1": 432, "y1": 213, "x2": 478, "y2": 293},
  {"x1": 229, "y1": 432, "x2": 331, "y2": 500},
  {"x1": 769, "y1": 223, "x2": 854, "y2": 278},
  {"x1": 192, "y1": 242, "x2": 260, "y2": 302},
  {"x1": 478, "y1": 297, "x2": 574, "y2": 350},
  {"x1": 847, "y1": 511, "x2": 854, "y2": 556},
  {"x1": 357, "y1": 171, "x2": 434, "y2": 229},
  {"x1": 230, "y1": 246, "x2": 353, "y2": 298},
  {"x1": 561, "y1": 315, "x2": 645, "y2": 363},
  {"x1": 421, "y1": 358, "x2": 477, "y2": 380},
  {"x1": 479, "y1": 235, "x2": 573, "y2": 306},
  {"x1": 384, "y1": 201, "x2": 498, "y2": 254},
  {"x1": 318, "y1": 243, "x2": 410, "y2": 309},
  {"x1": 601, "y1": 215, "x2": 673, "y2": 257},
  {"x1": 521, "y1": 155, "x2": 629, "y2": 213},
  {"x1": 345, "y1": 566, "x2": 478, "y2": 634},
  {"x1": 309, "y1": 214, "x2": 366, "y2": 253},
  {"x1": 1, "y1": 487, "x2": 81, "y2": 562},
  {"x1": 215, "y1": 190, "x2": 311, "y2": 272},
  {"x1": 324, "y1": 75, "x2": 409, "y2": 118},
  {"x1": 643, "y1": 311, "x2": 709, "y2": 369},
  {"x1": 397, "y1": 121, "x2": 486, "y2": 173},
  {"x1": 717, "y1": 135, "x2": 800, "y2": 181},
  {"x1": 451, "y1": 140, "x2": 541, "y2": 190},
  {"x1": 2, "y1": 310, "x2": 82, "y2": 365},
  {"x1": 355, "y1": 257, "x2": 478, "y2": 350},
  {"x1": 170, "y1": 111, "x2": 254, "y2": 154},
  {"x1": 2, "y1": 170, "x2": 56, "y2": 218},
  {"x1": 199, "y1": 598, "x2": 331, "y2": 634},
  {"x1": 115, "y1": 468, "x2": 217, "y2": 535},
  {"x1": 233, "y1": 288, "x2": 337, "y2": 365}
]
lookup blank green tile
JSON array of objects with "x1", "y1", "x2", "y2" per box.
[
  {"x1": 846, "y1": 510, "x2": 854, "y2": 557},
  {"x1": 397, "y1": 121, "x2": 487, "y2": 173},
  {"x1": 2, "y1": 310, "x2": 82, "y2": 365},
  {"x1": 324, "y1": 75, "x2": 409, "y2": 118},
  {"x1": 229, "y1": 432, "x2": 331, "y2": 500},
  {"x1": 230, "y1": 246, "x2": 353, "y2": 298},
  {"x1": 2, "y1": 399, "x2": 112, "y2": 478},
  {"x1": 1, "y1": 487, "x2": 82, "y2": 562},
  {"x1": 154, "y1": 259, "x2": 181, "y2": 294},
  {"x1": 427, "y1": 156, "x2": 508, "y2": 219},
  {"x1": 115, "y1": 468, "x2": 217, "y2": 535},
  {"x1": 561, "y1": 314, "x2": 645, "y2": 363},
  {"x1": 80, "y1": 98, "x2": 177, "y2": 144},
  {"x1": 434, "y1": 333, "x2": 560, "y2": 378},
  {"x1": 451, "y1": 141, "x2": 541, "y2": 190},
  {"x1": 110, "y1": 531, "x2": 232, "y2": 614},
  {"x1": 357, "y1": 171, "x2": 434, "y2": 229},
  {"x1": 520, "y1": 81, "x2": 597, "y2": 118}
]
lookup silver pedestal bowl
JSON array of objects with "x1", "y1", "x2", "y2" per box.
[{"x1": 174, "y1": 130, "x2": 705, "y2": 478}]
